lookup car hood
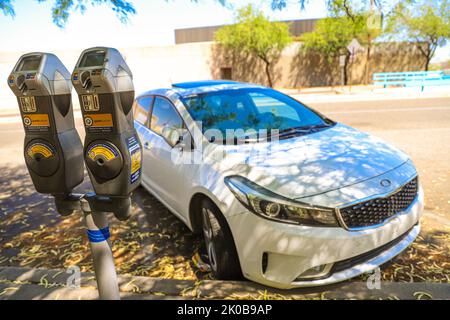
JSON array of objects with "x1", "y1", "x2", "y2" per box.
[{"x1": 220, "y1": 123, "x2": 409, "y2": 200}]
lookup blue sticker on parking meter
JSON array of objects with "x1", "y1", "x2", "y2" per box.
[{"x1": 127, "y1": 135, "x2": 141, "y2": 184}]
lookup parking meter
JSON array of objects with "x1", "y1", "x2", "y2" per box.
[
  {"x1": 72, "y1": 47, "x2": 142, "y2": 221},
  {"x1": 7, "y1": 53, "x2": 84, "y2": 215}
]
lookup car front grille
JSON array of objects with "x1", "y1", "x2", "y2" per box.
[
  {"x1": 338, "y1": 176, "x2": 418, "y2": 229},
  {"x1": 331, "y1": 225, "x2": 415, "y2": 273}
]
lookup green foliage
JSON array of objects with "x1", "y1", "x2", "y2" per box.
[
  {"x1": 301, "y1": 0, "x2": 385, "y2": 84},
  {"x1": 0, "y1": 0, "x2": 136, "y2": 27},
  {"x1": 1, "y1": 0, "x2": 232, "y2": 27},
  {"x1": 301, "y1": 16, "x2": 356, "y2": 61},
  {"x1": 386, "y1": 0, "x2": 450, "y2": 70},
  {"x1": 216, "y1": 4, "x2": 292, "y2": 62},
  {"x1": 0, "y1": 0, "x2": 14, "y2": 17},
  {"x1": 327, "y1": 0, "x2": 384, "y2": 47},
  {"x1": 215, "y1": 4, "x2": 292, "y2": 86},
  {"x1": 40, "y1": 0, "x2": 136, "y2": 27}
]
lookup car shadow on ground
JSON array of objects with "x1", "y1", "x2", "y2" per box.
[{"x1": 0, "y1": 164, "x2": 448, "y2": 298}]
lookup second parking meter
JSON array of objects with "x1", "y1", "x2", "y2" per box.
[
  {"x1": 7, "y1": 53, "x2": 84, "y2": 215},
  {"x1": 72, "y1": 47, "x2": 142, "y2": 221}
]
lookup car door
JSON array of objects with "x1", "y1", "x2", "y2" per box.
[
  {"x1": 133, "y1": 95, "x2": 154, "y2": 187},
  {"x1": 142, "y1": 96, "x2": 193, "y2": 218}
]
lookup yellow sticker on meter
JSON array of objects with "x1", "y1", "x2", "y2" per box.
[
  {"x1": 23, "y1": 114, "x2": 50, "y2": 127},
  {"x1": 27, "y1": 143, "x2": 54, "y2": 159},
  {"x1": 131, "y1": 149, "x2": 141, "y2": 174},
  {"x1": 127, "y1": 135, "x2": 141, "y2": 184},
  {"x1": 84, "y1": 114, "x2": 113, "y2": 127},
  {"x1": 88, "y1": 144, "x2": 118, "y2": 161}
]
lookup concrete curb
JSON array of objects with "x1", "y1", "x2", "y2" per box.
[{"x1": 0, "y1": 266, "x2": 448, "y2": 300}]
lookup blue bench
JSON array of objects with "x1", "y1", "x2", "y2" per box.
[{"x1": 373, "y1": 71, "x2": 450, "y2": 91}]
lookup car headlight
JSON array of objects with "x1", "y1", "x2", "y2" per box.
[{"x1": 224, "y1": 175, "x2": 339, "y2": 227}]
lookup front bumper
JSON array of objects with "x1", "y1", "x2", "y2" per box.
[{"x1": 226, "y1": 186, "x2": 424, "y2": 289}]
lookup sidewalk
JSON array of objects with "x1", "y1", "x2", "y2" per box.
[
  {"x1": 1, "y1": 266, "x2": 448, "y2": 300},
  {"x1": 2, "y1": 85, "x2": 450, "y2": 118},
  {"x1": 280, "y1": 85, "x2": 450, "y2": 104}
]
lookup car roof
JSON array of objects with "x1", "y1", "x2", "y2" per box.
[{"x1": 136, "y1": 80, "x2": 265, "y2": 99}]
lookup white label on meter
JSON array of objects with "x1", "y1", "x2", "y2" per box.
[
  {"x1": 19, "y1": 96, "x2": 36, "y2": 112},
  {"x1": 81, "y1": 94, "x2": 99, "y2": 112}
]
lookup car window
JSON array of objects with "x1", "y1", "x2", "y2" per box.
[
  {"x1": 150, "y1": 97, "x2": 183, "y2": 146},
  {"x1": 181, "y1": 88, "x2": 328, "y2": 140},
  {"x1": 249, "y1": 92, "x2": 300, "y2": 122},
  {"x1": 133, "y1": 96, "x2": 153, "y2": 125}
]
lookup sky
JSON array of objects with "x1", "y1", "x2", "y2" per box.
[
  {"x1": 0, "y1": 0, "x2": 326, "y2": 50},
  {"x1": 0, "y1": 0, "x2": 448, "y2": 62}
]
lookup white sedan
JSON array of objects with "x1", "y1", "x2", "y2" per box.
[{"x1": 133, "y1": 80, "x2": 423, "y2": 289}]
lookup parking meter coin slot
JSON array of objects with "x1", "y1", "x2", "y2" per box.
[
  {"x1": 86, "y1": 142, "x2": 123, "y2": 180},
  {"x1": 81, "y1": 71, "x2": 92, "y2": 89},
  {"x1": 25, "y1": 140, "x2": 59, "y2": 177},
  {"x1": 16, "y1": 74, "x2": 26, "y2": 91}
]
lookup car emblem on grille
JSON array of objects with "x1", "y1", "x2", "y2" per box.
[{"x1": 380, "y1": 179, "x2": 391, "y2": 187}]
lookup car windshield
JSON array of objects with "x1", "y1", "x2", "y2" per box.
[{"x1": 181, "y1": 87, "x2": 333, "y2": 143}]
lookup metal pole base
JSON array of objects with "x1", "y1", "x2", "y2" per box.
[{"x1": 81, "y1": 198, "x2": 120, "y2": 300}]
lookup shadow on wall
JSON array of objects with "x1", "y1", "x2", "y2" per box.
[
  {"x1": 209, "y1": 44, "x2": 283, "y2": 87},
  {"x1": 289, "y1": 51, "x2": 341, "y2": 88},
  {"x1": 210, "y1": 42, "x2": 426, "y2": 88}
]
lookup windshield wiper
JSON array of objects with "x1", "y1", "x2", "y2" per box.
[{"x1": 276, "y1": 123, "x2": 332, "y2": 139}]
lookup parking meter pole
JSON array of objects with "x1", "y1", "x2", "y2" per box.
[{"x1": 81, "y1": 198, "x2": 120, "y2": 300}]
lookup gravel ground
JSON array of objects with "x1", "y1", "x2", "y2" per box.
[{"x1": 0, "y1": 165, "x2": 448, "y2": 289}]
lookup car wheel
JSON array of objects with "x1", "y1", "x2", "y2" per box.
[{"x1": 200, "y1": 199, "x2": 242, "y2": 280}]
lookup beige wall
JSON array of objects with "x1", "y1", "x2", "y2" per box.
[
  {"x1": 211, "y1": 42, "x2": 426, "y2": 88},
  {"x1": 0, "y1": 41, "x2": 425, "y2": 110}
]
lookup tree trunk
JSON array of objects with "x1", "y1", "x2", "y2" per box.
[
  {"x1": 418, "y1": 42, "x2": 432, "y2": 71},
  {"x1": 364, "y1": 36, "x2": 372, "y2": 85},
  {"x1": 344, "y1": 53, "x2": 350, "y2": 85},
  {"x1": 263, "y1": 59, "x2": 273, "y2": 88},
  {"x1": 424, "y1": 58, "x2": 430, "y2": 71}
]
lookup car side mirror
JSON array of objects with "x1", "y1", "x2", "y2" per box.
[{"x1": 162, "y1": 127, "x2": 181, "y2": 147}]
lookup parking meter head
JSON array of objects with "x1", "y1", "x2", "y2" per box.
[
  {"x1": 7, "y1": 53, "x2": 84, "y2": 201},
  {"x1": 72, "y1": 47, "x2": 142, "y2": 220}
]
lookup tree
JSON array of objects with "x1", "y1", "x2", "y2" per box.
[
  {"x1": 328, "y1": 0, "x2": 383, "y2": 84},
  {"x1": 0, "y1": 0, "x2": 229, "y2": 28},
  {"x1": 301, "y1": 16, "x2": 356, "y2": 85},
  {"x1": 274, "y1": 0, "x2": 385, "y2": 84},
  {"x1": 386, "y1": 0, "x2": 450, "y2": 71},
  {"x1": 0, "y1": 0, "x2": 14, "y2": 17},
  {"x1": 215, "y1": 4, "x2": 292, "y2": 87},
  {"x1": 0, "y1": 0, "x2": 136, "y2": 27}
]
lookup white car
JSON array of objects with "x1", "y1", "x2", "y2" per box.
[{"x1": 133, "y1": 80, "x2": 423, "y2": 289}]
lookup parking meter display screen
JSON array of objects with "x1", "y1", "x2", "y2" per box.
[
  {"x1": 79, "y1": 51, "x2": 106, "y2": 68},
  {"x1": 16, "y1": 56, "x2": 41, "y2": 71}
]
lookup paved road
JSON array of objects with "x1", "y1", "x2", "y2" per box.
[{"x1": 1, "y1": 96, "x2": 449, "y2": 221}]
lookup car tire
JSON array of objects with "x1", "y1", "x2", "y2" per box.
[{"x1": 200, "y1": 199, "x2": 242, "y2": 280}]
